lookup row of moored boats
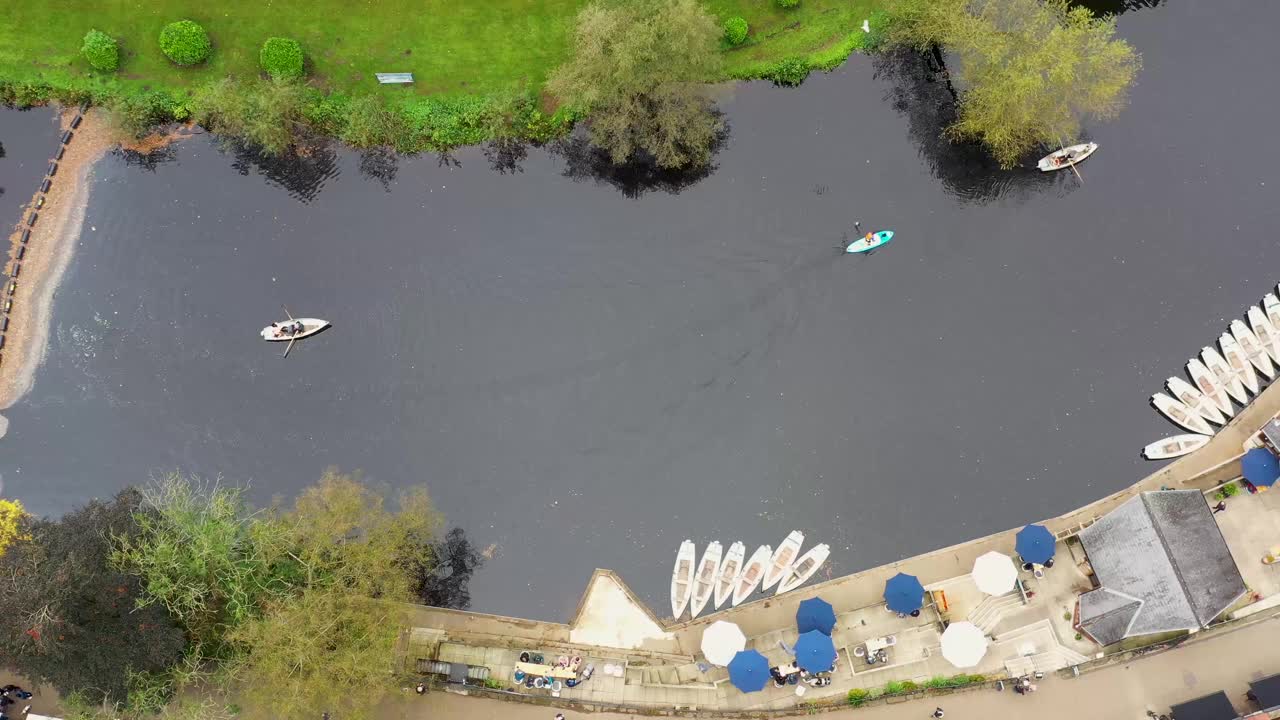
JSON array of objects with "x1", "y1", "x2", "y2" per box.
[
  {"x1": 1144, "y1": 289, "x2": 1280, "y2": 460},
  {"x1": 671, "y1": 531, "x2": 829, "y2": 619}
]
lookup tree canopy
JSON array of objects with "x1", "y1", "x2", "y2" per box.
[
  {"x1": 885, "y1": 0, "x2": 1140, "y2": 168},
  {"x1": 547, "y1": 0, "x2": 725, "y2": 170}
]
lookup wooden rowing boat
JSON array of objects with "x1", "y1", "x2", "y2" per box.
[
  {"x1": 1166, "y1": 376, "x2": 1224, "y2": 426},
  {"x1": 689, "y1": 541, "x2": 723, "y2": 618},
  {"x1": 714, "y1": 542, "x2": 746, "y2": 610},
  {"x1": 1187, "y1": 358, "x2": 1233, "y2": 417},
  {"x1": 1231, "y1": 319, "x2": 1275, "y2": 379},
  {"x1": 733, "y1": 545, "x2": 772, "y2": 607},
  {"x1": 260, "y1": 318, "x2": 329, "y2": 342},
  {"x1": 671, "y1": 540, "x2": 696, "y2": 619},
  {"x1": 1142, "y1": 434, "x2": 1210, "y2": 460},
  {"x1": 1202, "y1": 346, "x2": 1248, "y2": 405},
  {"x1": 1037, "y1": 142, "x2": 1098, "y2": 172},
  {"x1": 1151, "y1": 392, "x2": 1214, "y2": 435},
  {"x1": 762, "y1": 531, "x2": 804, "y2": 591},
  {"x1": 1219, "y1": 333, "x2": 1259, "y2": 395},
  {"x1": 775, "y1": 543, "x2": 830, "y2": 595},
  {"x1": 1249, "y1": 305, "x2": 1280, "y2": 364}
]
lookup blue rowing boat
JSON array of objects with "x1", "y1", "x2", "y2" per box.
[{"x1": 846, "y1": 230, "x2": 894, "y2": 254}]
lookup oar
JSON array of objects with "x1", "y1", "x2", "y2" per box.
[
  {"x1": 282, "y1": 304, "x2": 295, "y2": 321},
  {"x1": 282, "y1": 337, "x2": 296, "y2": 359}
]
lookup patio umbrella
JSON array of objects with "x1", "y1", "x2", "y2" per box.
[
  {"x1": 728, "y1": 649, "x2": 771, "y2": 693},
  {"x1": 883, "y1": 572, "x2": 925, "y2": 614},
  {"x1": 1243, "y1": 447, "x2": 1280, "y2": 487},
  {"x1": 940, "y1": 621, "x2": 988, "y2": 668},
  {"x1": 1015, "y1": 524, "x2": 1056, "y2": 565},
  {"x1": 793, "y1": 629, "x2": 837, "y2": 672},
  {"x1": 796, "y1": 597, "x2": 837, "y2": 635},
  {"x1": 701, "y1": 620, "x2": 747, "y2": 666},
  {"x1": 971, "y1": 551, "x2": 1018, "y2": 595}
]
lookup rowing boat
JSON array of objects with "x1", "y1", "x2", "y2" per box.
[
  {"x1": 1037, "y1": 142, "x2": 1098, "y2": 172},
  {"x1": 1151, "y1": 392, "x2": 1214, "y2": 435},
  {"x1": 689, "y1": 541, "x2": 723, "y2": 618},
  {"x1": 846, "y1": 231, "x2": 894, "y2": 254},
  {"x1": 671, "y1": 540, "x2": 696, "y2": 619},
  {"x1": 1265, "y1": 295, "x2": 1280, "y2": 347},
  {"x1": 1166, "y1": 376, "x2": 1225, "y2": 426},
  {"x1": 1202, "y1": 346, "x2": 1248, "y2": 405},
  {"x1": 1187, "y1": 358, "x2": 1233, "y2": 416},
  {"x1": 1231, "y1": 319, "x2": 1275, "y2": 379},
  {"x1": 714, "y1": 542, "x2": 746, "y2": 610},
  {"x1": 775, "y1": 543, "x2": 830, "y2": 595},
  {"x1": 260, "y1": 318, "x2": 329, "y2": 341},
  {"x1": 1142, "y1": 434, "x2": 1210, "y2": 460},
  {"x1": 762, "y1": 531, "x2": 805, "y2": 591},
  {"x1": 1219, "y1": 333, "x2": 1259, "y2": 395},
  {"x1": 1249, "y1": 305, "x2": 1280, "y2": 364},
  {"x1": 733, "y1": 545, "x2": 772, "y2": 606}
]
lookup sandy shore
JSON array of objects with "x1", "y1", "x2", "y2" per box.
[{"x1": 0, "y1": 108, "x2": 114, "y2": 416}]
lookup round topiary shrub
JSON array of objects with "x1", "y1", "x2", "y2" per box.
[
  {"x1": 777, "y1": 0, "x2": 800, "y2": 8},
  {"x1": 81, "y1": 29, "x2": 119, "y2": 72},
  {"x1": 159, "y1": 20, "x2": 211, "y2": 66},
  {"x1": 260, "y1": 37, "x2": 304, "y2": 80},
  {"x1": 723, "y1": 17, "x2": 748, "y2": 47}
]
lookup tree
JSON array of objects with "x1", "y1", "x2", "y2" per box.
[
  {"x1": 0, "y1": 498, "x2": 26, "y2": 556},
  {"x1": 259, "y1": 37, "x2": 305, "y2": 81},
  {"x1": 0, "y1": 490, "x2": 186, "y2": 703},
  {"x1": 547, "y1": 0, "x2": 724, "y2": 169},
  {"x1": 885, "y1": 0, "x2": 1140, "y2": 168},
  {"x1": 190, "y1": 77, "x2": 309, "y2": 154},
  {"x1": 158, "y1": 20, "x2": 211, "y2": 66},
  {"x1": 80, "y1": 29, "x2": 119, "y2": 72}
]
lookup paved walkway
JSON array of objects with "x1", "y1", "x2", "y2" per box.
[{"x1": 392, "y1": 614, "x2": 1280, "y2": 719}]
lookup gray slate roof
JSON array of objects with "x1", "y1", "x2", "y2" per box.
[{"x1": 1077, "y1": 491, "x2": 1245, "y2": 646}]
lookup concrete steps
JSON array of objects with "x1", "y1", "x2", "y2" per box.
[{"x1": 969, "y1": 592, "x2": 1023, "y2": 633}]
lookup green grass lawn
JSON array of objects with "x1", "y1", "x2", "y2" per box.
[{"x1": 0, "y1": 0, "x2": 883, "y2": 101}]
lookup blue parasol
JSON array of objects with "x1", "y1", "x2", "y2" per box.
[
  {"x1": 1015, "y1": 524, "x2": 1056, "y2": 565},
  {"x1": 794, "y1": 630, "x2": 837, "y2": 672},
  {"x1": 796, "y1": 597, "x2": 837, "y2": 635},
  {"x1": 727, "y1": 649, "x2": 771, "y2": 693},
  {"x1": 883, "y1": 572, "x2": 925, "y2": 614},
  {"x1": 1243, "y1": 447, "x2": 1280, "y2": 487}
]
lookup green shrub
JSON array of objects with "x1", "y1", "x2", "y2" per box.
[
  {"x1": 724, "y1": 17, "x2": 748, "y2": 46},
  {"x1": 767, "y1": 57, "x2": 810, "y2": 86},
  {"x1": 847, "y1": 688, "x2": 871, "y2": 706},
  {"x1": 1222, "y1": 482, "x2": 1240, "y2": 498},
  {"x1": 341, "y1": 95, "x2": 409, "y2": 149},
  {"x1": 260, "y1": 37, "x2": 304, "y2": 80},
  {"x1": 81, "y1": 29, "x2": 119, "y2": 72},
  {"x1": 159, "y1": 20, "x2": 211, "y2": 66},
  {"x1": 777, "y1": 0, "x2": 800, "y2": 7},
  {"x1": 482, "y1": 678, "x2": 503, "y2": 689},
  {"x1": 884, "y1": 680, "x2": 907, "y2": 695}
]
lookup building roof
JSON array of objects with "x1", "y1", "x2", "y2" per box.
[
  {"x1": 1077, "y1": 491, "x2": 1245, "y2": 646},
  {"x1": 1250, "y1": 673, "x2": 1280, "y2": 713},
  {"x1": 1262, "y1": 418, "x2": 1280, "y2": 452},
  {"x1": 1170, "y1": 690, "x2": 1240, "y2": 720}
]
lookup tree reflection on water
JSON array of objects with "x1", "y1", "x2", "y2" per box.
[
  {"x1": 550, "y1": 120, "x2": 727, "y2": 199},
  {"x1": 413, "y1": 527, "x2": 486, "y2": 610}
]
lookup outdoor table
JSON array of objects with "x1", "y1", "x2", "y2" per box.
[
  {"x1": 515, "y1": 661, "x2": 578, "y2": 680},
  {"x1": 864, "y1": 635, "x2": 896, "y2": 655},
  {"x1": 777, "y1": 663, "x2": 800, "y2": 676}
]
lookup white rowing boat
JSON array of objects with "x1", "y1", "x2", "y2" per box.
[
  {"x1": 1166, "y1": 376, "x2": 1225, "y2": 426},
  {"x1": 689, "y1": 541, "x2": 723, "y2": 618},
  {"x1": 1037, "y1": 142, "x2": 1098, "y2": 172},
  {"x1": 775, "y1": 543, "x2": 830, "y2": 595},
  {"x1": 1151, "y1": 392, "x2": 1214, "y2": 435},
  {"x1": 1249, "y1": 305, "x2": 1280, "y2": 364},
  {"x1": 1265, "y1": 295, "x2": 1280, "y2": 349},
  {"x1": 714, "y1": 542, "x2": 746, "y2": 610},
  {"x1": 671, "y1": 540, "x2": 696, "y2": 619},
  {"x1": 762, "y1": 531, "x2": 805, "y2": 591},
  {"x1": 1219, "y1": 333, "x2": 1259, "y2": 395},
  {"x1": 1142, "y1": 434, "x2": 1210, "y2": 460},
  {"x1": 260, "y1": 318, "x2": 329, "y2": 342},
  {"x1": 1202, "y1": 346, "x2": 1248, "y2": 405},
  {"x1": 733, "y1": 545, "x2": 772, "y2": 606},
  {"x1": 1187, "y1": 358, "x2": 1233, "y2": 417},
  {"x1": 1231, "y1": 319, "x2": 1275, "y2": 379}
]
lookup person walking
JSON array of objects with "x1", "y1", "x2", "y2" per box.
[
  {"x1": 932, "y1": 708, "x2": 945, "y2": 718},
  {"x1": 555, "y1": 714, "x2": 566, "y2": 720},
  {"x1": 1213, "y1": 501, "x2": 1227, "y2": 513}
]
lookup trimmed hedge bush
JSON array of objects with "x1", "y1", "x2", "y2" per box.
[
  {"x1": 767, "y1": 57, "x2": 810, "y2": 86},
  {"x1": 724, "y1": 17, "x2": 748, "y2": 47},
  {"x1": 159, "y1": 20, "x2": 211, "y2": 66},
  {"x1": 260, "y1": 37, "x2": 304, "y2": 80},
  {"x1": 777, "y1": 0, "x2": 800, "y2": 8},
  {"x1": 81, "y1": 29, "x2": 119, "y2": 72}
]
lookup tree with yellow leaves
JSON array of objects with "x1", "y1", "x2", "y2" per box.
[{"x1": 0, "y1": 498, "x2": 27, "y2": 555}]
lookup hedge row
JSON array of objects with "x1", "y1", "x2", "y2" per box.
[{"x1": 847, "y1": 674, "x2": 988, "y2": 707}]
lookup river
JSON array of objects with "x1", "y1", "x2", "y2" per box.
[{"x1": 1, "y1": 0, "x2": 1277, "y2": 620}]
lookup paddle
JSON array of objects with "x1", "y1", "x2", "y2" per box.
[{"x1": 282, "y1": 337, "x2": 296, "y2": 359}]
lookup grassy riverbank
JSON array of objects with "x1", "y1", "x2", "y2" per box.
[{"x1": 0, "y1": 0, "x2": 882, "y2": 149}]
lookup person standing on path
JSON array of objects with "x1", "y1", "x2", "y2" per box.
[
  {"x1": 555, "y1": 714, "x2": 566, "y2": 720},
  {"x1": 932, "y1": 708, "x2": 945, "y2": 718}
]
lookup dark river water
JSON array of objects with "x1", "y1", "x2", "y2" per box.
[{"x1": 3, "y1": 0, "x2": 1278, "y2": 620}]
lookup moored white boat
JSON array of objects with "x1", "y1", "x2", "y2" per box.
[
  {"x1": 1249, "y1": 305, "x2": 1280, "y2": 364},
  {"x1": 1166, "y1": 376, "x2": 1224, "y2": 426},
  {"x1": 733, "y1": 545, "x2": 772, "y2": 607},
  {"x1": 1187, "y1": 358, "x2": 1233, "y2": 416},
  {"x1": 1202, "y1": 346, "x2": 1248, "y2": 405},
  {"x1": 775, "y1": 543, "x2": 831, "y2": 595},
  {"x1": 689, "y1": 542, "x2": 723, "y2": 618},
  {"x1": 1231, "y1": 319, "x2": 1275, "y2": 379},
  {"x1": 1219, "y1": 333, "x2": 1259, "y2": 394},
  {"x1": 762, "y1": 531, "x2": 804, "y2": 591},
  {"x1": 671, "y1": 540, "x2": 696, "y2": 619},
  {"x1": 1142, "y1": 434, "x2": 1210, "y2": 460},
  {"x1": 714, "y1": 542, "x2": 746, "y2": 610},
  {"x1": 1037, "y1": 142, "x2": 1098, "y2": 171},
  {"x1": 1265, "y1": 295, "x2": 1280, "y2": 347},
  {"x1": 1151, "y1": 392, "x2": 1214, "y2": 436}
]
